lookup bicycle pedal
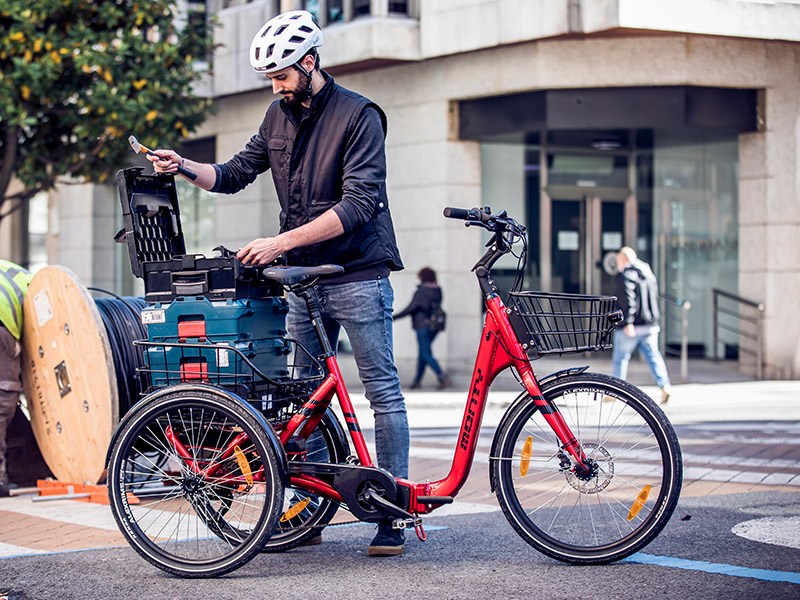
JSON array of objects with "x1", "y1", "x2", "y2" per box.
[{"x1": 391, "y1": 517, "x2": 421, "y2": 531}]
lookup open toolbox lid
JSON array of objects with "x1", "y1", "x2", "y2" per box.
[
  {"x1": 114, "y1": 167, "x2": 282, "y2": 302},
  {"x1": 115, "y1": 167, "x2": 185, "y2": 278}
]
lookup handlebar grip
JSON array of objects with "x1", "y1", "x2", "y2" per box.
[
  {"x1": 444, "y1": 206, "x2": 492, "y2": 223},
  {"x1": 443, "y1": 207, "x2": 472, "y2": 220}
]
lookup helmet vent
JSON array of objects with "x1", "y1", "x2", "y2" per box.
[
  {"x1": 275, "y1": 24, "x2": 288, "y2": 36},
  {"x1": 254, "y1": 47, "x2": 260, "y2": 60},
  {"x1": 288, "y1": 35, "x2": 305, "y2": 43},
  {"x1": 282, "y1": 49, "x2": 294, "y2": 58},
  {"x1": 299, "y1": 25, "x2": 313, "y2": 33},
  {"x1": 260, "y1": 26, "x2": 272, "y2": 38},
  {"x1": 266, "y1": 43, "x2": 274, "y2": 57}
]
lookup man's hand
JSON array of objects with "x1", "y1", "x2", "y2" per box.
[
  {"x1": 238, "y1": 236, "x2": 286, "y2": 265},
  {"x1": 146, "y1": 149, "x2": 184, "y2": 174},
  {"x1": 624, "y1": 324, "x2": 636, "y2": 337}
]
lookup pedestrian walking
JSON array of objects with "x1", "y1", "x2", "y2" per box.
[
  {"x1": 0, "y1": 259, "x2": 33, "y2": 496},
  {"x1": 147, "y1": 10, "x2": 409, "y2": 556},
  {"x1": 611, "y1": 247, "x2": 672, "y2": 403},
  {"x1": 394, "y1": 267, "x2": 451, "y2": 390}
]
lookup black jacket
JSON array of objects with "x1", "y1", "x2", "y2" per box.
[
  {"x1": 394, "y1": 284, "x2": 442, "y2": 330},
  {"x1": 210, "y1": 72, "x2": 403, "y2": 275},
  {"x1": 616, "y1": 260, "x2": 661, "y2": 327}
]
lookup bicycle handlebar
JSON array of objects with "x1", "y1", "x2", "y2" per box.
[{"x1": 443, "y1": 206, "x2": 525, "y2": 237}]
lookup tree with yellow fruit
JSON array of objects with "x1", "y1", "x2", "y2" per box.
[{"x1": 0, "y1": 0, "x2": 215, "y2": 221}]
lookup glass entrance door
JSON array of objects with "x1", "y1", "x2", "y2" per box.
[{"x1": 550, "y1": 195, "x2": 628, "y2": 295}]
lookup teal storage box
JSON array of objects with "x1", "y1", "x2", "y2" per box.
[
  {"x1": 143, "y1": 296, "x2": 288, "y2": 342},
  {"x1": 144, "y1": 337, "x2": 291, "y2": 390}
]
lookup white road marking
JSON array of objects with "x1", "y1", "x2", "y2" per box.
[{"x1": 732, "y1": 516, "x2": 800, "y2": 550}]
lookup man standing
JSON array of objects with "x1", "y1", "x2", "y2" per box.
[
  {"x1": 0, "y1": 260, "x2": 33, "y2": 497},
  {"x1": 611, "y1": 247, "x2": 672, "y2": 403},
  {"x1": 148, "y1": 10, "x2": 409, "y2": 555}
]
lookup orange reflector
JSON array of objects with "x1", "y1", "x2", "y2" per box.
[
  {"x1": 281, "y1": 497, "x2": 311, "y2": 522},
  {"x1": 234, "y1": 445, "x2": 253, "y2": 486},
  {"x1": 627, "y1": 484, "x2": 652, "y2": 521},
  {"x1": 520, "y1": 436, "x2": 533, "y2": 477}
]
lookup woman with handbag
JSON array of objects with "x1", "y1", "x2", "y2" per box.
[{"x1": 394, "y1": 267, "x2": 451, "y2": 390}]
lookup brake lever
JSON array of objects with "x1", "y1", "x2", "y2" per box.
[{"x1": 465, "y1": 219, "x2": 493, "y2": 231}]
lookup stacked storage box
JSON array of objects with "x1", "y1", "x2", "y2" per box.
[
  {"x1": 115, "y1": 167, "x2": 293, "y2": 402},
  {"x1": 141, "y1": 296, "x2": 290, "y2": 391}
]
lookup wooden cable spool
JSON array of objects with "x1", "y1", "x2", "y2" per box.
[{"x1": 20, "y1": 266, "x2": 119, "y2": 485}]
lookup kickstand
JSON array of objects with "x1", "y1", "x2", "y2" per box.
[{"x1": 415, "y1": 520, "x2": 427, "y2": 542}]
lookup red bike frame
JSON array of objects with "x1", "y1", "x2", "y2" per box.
[{"x1": 272, "y1": 293, "x2": 588, "y2": 516}]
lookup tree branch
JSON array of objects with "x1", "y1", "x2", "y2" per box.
[{"x1": 0, "y1": 121, "x2": 19, "y2": 207}]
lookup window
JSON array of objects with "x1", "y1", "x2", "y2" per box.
[{"x1": 353, "y1": 0, "x2": 371, "y2": 17}]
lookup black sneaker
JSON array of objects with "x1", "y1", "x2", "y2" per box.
[{"x1": 368, "y1": 521, "x2": 404, "y2": 556}]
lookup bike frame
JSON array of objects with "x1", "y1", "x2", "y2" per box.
[{"x1": 273, "y1": 290, "x2": 589, "y2": 516}]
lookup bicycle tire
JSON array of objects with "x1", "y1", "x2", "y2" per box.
[
  {"x1": 262, "y1": 409, "x2": 349, "y2": 552},
  {"x1": 107, "y1": 387, "x2": 283, "y2": 578},
  {"x1": 491, "y1": 372, "x2": 682, "y2": 564}
]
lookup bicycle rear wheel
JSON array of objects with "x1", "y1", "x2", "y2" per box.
[
  {"x1": 491, "y1": 372, "x2": 682, "y2": 564},
  {"x1": 107, "y1": 388, "x2": 283, "y2": 578}
]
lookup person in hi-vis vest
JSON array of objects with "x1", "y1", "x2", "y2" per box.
[{"x1": 0, "y1": 260, "x2": 33, "y2": 496}]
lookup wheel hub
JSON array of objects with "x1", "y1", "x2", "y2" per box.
[
  {"x1": 562, "y1": 443, "x2": 613, "y2": 493},
  {"x1": 182, "y1": 474, "x2": 204, "y2": 495}
]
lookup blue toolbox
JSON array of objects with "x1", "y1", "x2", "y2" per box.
[
  {"x1": 142, "y1": 296, "x2": 288, "y2": 342},
  {"x1": 143, "y1": 337, "x2": 291, "y2": 390}
]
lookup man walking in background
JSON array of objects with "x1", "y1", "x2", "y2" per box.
[{"x1": 611, "y1": 247, "x2": 672, "y2": 403}]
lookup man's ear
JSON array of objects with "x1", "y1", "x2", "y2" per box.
[{"x1": 300, "y1": 53, "x2": 316, "y2": 73}]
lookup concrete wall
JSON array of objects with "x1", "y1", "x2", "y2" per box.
[{"x1": 737, "y1": 43, "x2": 800, "y2": 379}]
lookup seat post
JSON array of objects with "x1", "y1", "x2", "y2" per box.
[{"x1": 291, "y1": 283, "x2": 335, "y2": 359}]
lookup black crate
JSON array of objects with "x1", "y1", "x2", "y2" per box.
[
  {"x1": 140, "y1": 255, "x2": 281, "y2": 303},
  {"x1": 115, "y1": 167, "x2": 281, "y2": 302}
]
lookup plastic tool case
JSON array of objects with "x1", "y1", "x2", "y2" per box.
[{"x1": 115, "y1": 167, "x2": 281, "y2": 303}]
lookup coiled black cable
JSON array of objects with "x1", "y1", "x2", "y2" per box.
[{"x1": 88, "y1": 289, "x2": 149, "y2": 416}]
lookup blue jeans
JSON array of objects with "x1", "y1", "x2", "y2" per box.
[
  {"x1": 611, "y1": 327, "x2": 671, "y2": 389},
  {"x1": 286, "y1": 278, "x2": 409, "y2": 479},
  {"x1": 414, "y1": 328, "x2": 443, "y2": 382}
]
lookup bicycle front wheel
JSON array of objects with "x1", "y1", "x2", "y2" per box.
[
  {"x1": 491, "y1": 372, "x2": 682, "y2": 564},
  {"x1": 107, "y1": 388, "x2": 284, "y2": 578}
]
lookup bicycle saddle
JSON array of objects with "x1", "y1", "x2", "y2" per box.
[{"x1": 261, "y1": 264, "x2": 344, "y2": 286}]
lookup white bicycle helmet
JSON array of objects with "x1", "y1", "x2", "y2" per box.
[{"x1": 250, "y1": 10, "x2": 323, "y2": 74}]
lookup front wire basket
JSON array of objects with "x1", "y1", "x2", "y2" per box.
[
  {"x1": 134, "y1": 337, "x2": 325, "y2": 420},
  {"x1": 506, "y1": 291, "x2": 622, "y2": 357}
]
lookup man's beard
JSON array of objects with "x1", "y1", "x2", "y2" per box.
[{"x1": 281, "y1": 71, "x2": 312, "y2": 106}]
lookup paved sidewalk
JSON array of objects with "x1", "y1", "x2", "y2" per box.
[{"x1": 1, "y1": 364, "x2": 798, "y2": 559}]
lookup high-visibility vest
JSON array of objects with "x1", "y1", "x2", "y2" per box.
[{"x1": 0, "y1": 260, "x2": 33, "y2": 340}]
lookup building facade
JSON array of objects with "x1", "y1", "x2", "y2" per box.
[{"x1": 3, "y1": 0, "x2": 800, "y2": 380}]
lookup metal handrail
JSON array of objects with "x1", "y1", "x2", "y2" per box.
[
  {"x1": 659, "y1": 294, "x2": 691, "y2": 383},
  {"x1": 712, "y1": 288, "x2": 765, "y2": 379}
]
